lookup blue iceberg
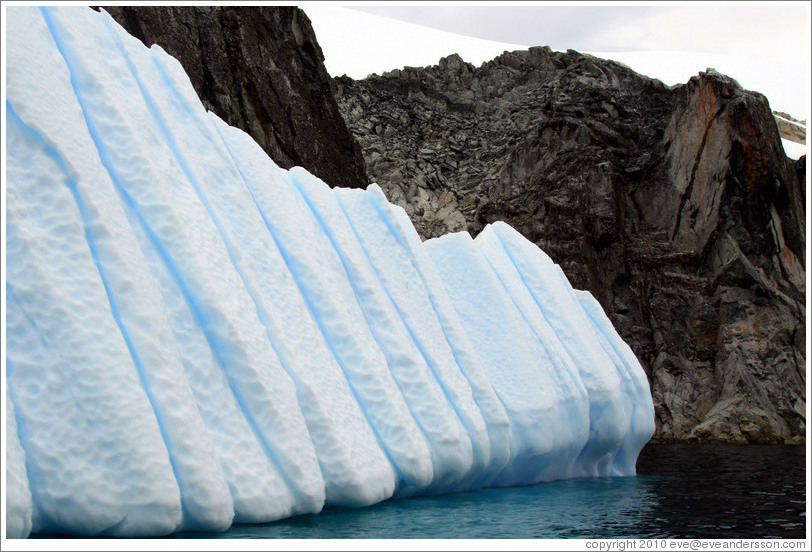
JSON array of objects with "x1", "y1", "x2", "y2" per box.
[{"x1": 4, "y1": 6, "x2": 655, "y2": 538}]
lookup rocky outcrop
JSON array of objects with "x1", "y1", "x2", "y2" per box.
[
  {"x1": 97, "y1": 5, "x2": 368, "y2": 189},
  {"x1": 336, "y1": 49, "x2": 806, "y2": 444}
]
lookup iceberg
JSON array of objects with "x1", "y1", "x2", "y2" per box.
[{"x1": 3, "y1": 6, "x2": 655, "y2": 538}]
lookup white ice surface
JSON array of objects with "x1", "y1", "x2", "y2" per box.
[
  {"x1": 4, "y1": 6, "x2": 655, "y2": 538},
  {"x1": 425, "y1": 231, "x2": 590, "y2": 485},
  {"x1": 475, "y1": 223, "x2": 632, "y2": 478},
  {"x1": 210, "y1": 118, "x2": 398, "y2": 506}
]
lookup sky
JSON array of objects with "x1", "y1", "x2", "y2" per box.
[
  {"x1": 301, "y1": 1, "x2": 811, "y2": 124},
  {"x1": 347, "y1": 4, "x2": 808, "y2": 64}
]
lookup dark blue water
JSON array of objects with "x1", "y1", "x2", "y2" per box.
[{"x1": 168, "y1": 444, "x2": 807, "y2": 539}]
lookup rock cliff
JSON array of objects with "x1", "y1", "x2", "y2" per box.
[
  {"x1": 335, "y1": 49, "x2": 806, "y2": 444},
  {"x1": 97, "y1": 5, "x2": 368, "y2": 189}
]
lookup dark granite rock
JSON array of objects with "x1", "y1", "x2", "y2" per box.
[
  {"x1": 97, "y1": 5, "x2": 368, "y2": 189},
  {"x1": 336, "y1": 50, "x2": 806, "y2": 444}
]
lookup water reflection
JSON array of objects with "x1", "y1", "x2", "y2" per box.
[
  {"x1": 171, "y1": 444, "x2": 805, "y2": 539},
  {"x1": 174, "y1": 472, "x2": 661, "y2": 539}
]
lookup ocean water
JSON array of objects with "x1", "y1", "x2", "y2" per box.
[{"x1": 166, "y1": 444, "x2": 807, "y2": 539}]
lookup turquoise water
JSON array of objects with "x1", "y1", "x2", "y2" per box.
[
  {"x1": 167, "y1": 444, "x2": 807, "y2": 539},
  {"x1": 175, "y1": 477, "x2": 657, "y2": 539}
]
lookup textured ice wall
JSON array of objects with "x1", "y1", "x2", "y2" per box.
[{"x1": 4, "y1": 6, "x2": 655, "y2": 538}]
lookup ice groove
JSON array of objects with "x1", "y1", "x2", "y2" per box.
[
  {"x1": 364, "y1": 194, "x2": 480, "y2": 468},
  {"x1": 42, "y1": 6, "x2": 301, "y2": 509},
  {"x1": 98, "y1": 13, "x2": 321, "y2": 510},
  {"x1": 478, "y1": 239, "x2": 586, "y2": 405},
  {"x1": 7, "y1": 53, "x2": 192, "y2": 521},
  {"x1": 214, "y1": 125, "x2": 404, "y2": 485},
  {"x1": 328, "y1": 189, "x2": 453, "y2": 484},
  {"x1": 489, "y1": 225, "x2": 584, "y2": 385}
]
